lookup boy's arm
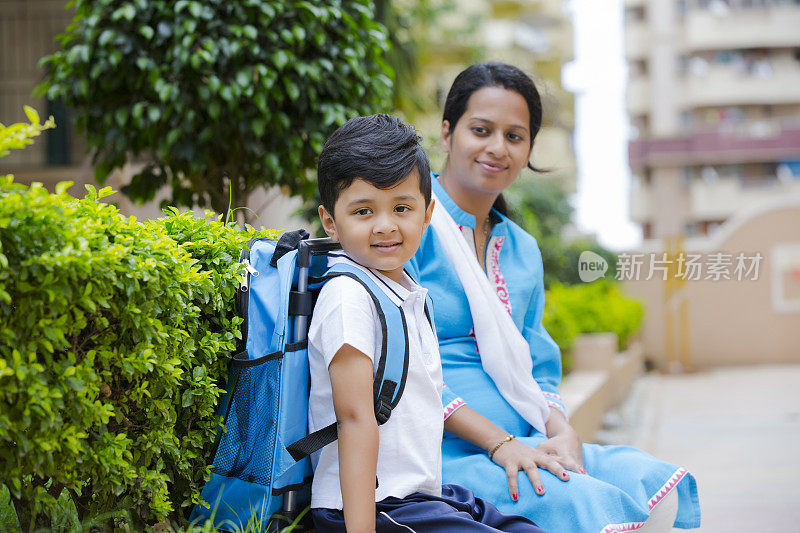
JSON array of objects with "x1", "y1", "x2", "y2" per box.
[{"x1": 329, "y1": 343, "x2": 378, "y2": 533}]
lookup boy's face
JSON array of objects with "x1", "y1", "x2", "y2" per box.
[{"x1": 319, "y1": 169, "x2": 434, "y2": 283}]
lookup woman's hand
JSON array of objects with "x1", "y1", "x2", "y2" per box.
[
  {"x1": 538, "y1": 407, "x2": 586, "y2": 474},
  {"x1": 490, "y1": 438, "x2": 572, "y2": 500},
  {"x1": 536, "y1": 430, "x2": 585, "y2": 474}
]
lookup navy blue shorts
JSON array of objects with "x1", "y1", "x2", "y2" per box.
[{"x1": 311, "y1": 484, "x2": 544, "y2": 532}]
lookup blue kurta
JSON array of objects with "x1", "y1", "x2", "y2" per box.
[{"x1": 407, "y1": 177, "x2": 701, "y2": 532}]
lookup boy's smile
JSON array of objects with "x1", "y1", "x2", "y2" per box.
[{"x1": 319, "y1": 170, "x2": 434, "y2": 283}]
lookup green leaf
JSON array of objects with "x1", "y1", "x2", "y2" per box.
[
  {"x1": 148, "y1": 106, "x2": 161, "y2": 123},
  {"x1": 98, "y1": 29, "x2": 115, "y2": 46},
  {"x1": 252, "y1": 119, "x2": 265, "y2": 138},
  {"x1": 111, "y1": 4, "x2": 136, "y2": 22},
  {"x1": 24, "y1": 105, "x2": 40, "y2": 124},
  {"x1": 139, "y1": 25, "x2": 154, "y2": 41},
  {"x1": 242, "y1": 25, "x2": 257, "y2": 40}
]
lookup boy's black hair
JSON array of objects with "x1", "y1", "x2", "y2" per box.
[{"x1": 317, "y1": 114, "x2": 431, "y2": 217}]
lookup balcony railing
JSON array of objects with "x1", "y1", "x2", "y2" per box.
[
  {"x1": 685, "y1": 4, "x2": 800, "y2": 51},
  {"x1": 685, "y1": 61, "x2": 800, "y2": 107},
  {"x1": 689, "y1": 176, "x2": 800, "y2": 220},
  {"x1": 629, "y1": 121, "x2": 800, "y2": 171}
]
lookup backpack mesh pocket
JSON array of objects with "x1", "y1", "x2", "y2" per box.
[{"x1": 212, "y1": 352, "x2": 282, "y2": 486}]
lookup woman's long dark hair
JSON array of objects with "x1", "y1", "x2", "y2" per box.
[{"x1": 442, "y1": 62, "x2": 544, "y2": 216}]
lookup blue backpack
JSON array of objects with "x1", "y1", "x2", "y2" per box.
[{"x1": 190, "y1": 231, "x2": 430, "y2": 531}]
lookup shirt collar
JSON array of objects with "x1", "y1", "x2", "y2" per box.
[
  {"x1": 327, "y1": 253, "x2": 426, "y2": 306},
  {"x1": 431, "y1": 173, "x2": 508, "y2": 235}
]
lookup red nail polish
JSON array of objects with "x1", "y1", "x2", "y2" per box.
[
  {"x1": 537, "y1": 486, "x2": 544, "y2": 494},
  {"x1": 580, "y1": 468, "x2": 586, "y2": 474},
  {"x1": 561, "y1": 472, "x2": 568, "y2": 478},
  {"x1": 512, "y1": 493, "x2": 518, "y2": 501}
]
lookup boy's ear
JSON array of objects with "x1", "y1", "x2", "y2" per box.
[
  {"x1": 422, "y1": 199, "x2": 435, "y2": 231},
  {"x1": 318, "y1": 205, "x2": 339, "y2": 242},
  {"x1": 440, "y1": 120, "x2": 451, "y2": 154}
]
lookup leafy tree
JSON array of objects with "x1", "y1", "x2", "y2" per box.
[{"x1": 39, "y1": 0, "x2": 393, "y2": 214}]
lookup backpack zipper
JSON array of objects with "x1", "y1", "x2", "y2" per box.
[{"x1": 240, "y1": 258, "x2": 259, "y2": 291}]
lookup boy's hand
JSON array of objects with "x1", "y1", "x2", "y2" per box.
[{"x1": 329, "y1": 343, "x2": 378, "y2": 533}]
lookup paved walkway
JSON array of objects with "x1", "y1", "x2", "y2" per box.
[{"x1": 600, "y1": 364, "x2": 800, "y2": 532}]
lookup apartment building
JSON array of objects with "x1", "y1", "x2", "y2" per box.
[{"x1": 625, "y1": 0, "x2": 800, "y2": 242}]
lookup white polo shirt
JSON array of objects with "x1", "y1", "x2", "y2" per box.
[{"x1": 307, "y1": 253, "x2": 444, "y2": 510}]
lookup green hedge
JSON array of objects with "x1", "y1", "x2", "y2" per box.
[
  {"x1": 543, "y1": 280, "x2": 645, "y2": 361},
  {"x1": 0, "y1": 169, "x2": 275, "y2": 529}
]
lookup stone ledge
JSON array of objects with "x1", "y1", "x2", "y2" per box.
[
  {"x1": 561, "y1": 370, "x2": 612, "y2": 443},
  {"x1": 560, "y1": 337, "x2": 644, "y2": 442}
]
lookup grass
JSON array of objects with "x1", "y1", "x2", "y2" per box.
[{"x1": 0, "y1": 485, "x2": 309, "y2": 533}]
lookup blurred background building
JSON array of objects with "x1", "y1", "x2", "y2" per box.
[
  {"x1": 625, "y1": 0, "x2": 800, "y2": 243},
  {"x1": 622, "y1": 0, "x2": 800, "y2": 369}
]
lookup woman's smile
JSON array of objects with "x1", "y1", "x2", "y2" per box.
[{"x1": 476, "y1": 159, "x2": 509, "y2": 173}]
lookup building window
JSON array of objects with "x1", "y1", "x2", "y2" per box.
[
  {"x1": 625, "y1": 6, "x2": 646, "y2": 22},
  {"x1": 778, "y1": 160, "x2": 800, "y2": 182},
  {"x1": 630, "y1": 59, "x2": 649, "y2": 77},
  {"x1": 701, "y1": 165, "x2": 720, "y2": 182},
  {"x1": 642, "y1": 222, "x2": 653, "y2": 240},
  {"x1": 677, "y1": 54, "x2": 689, "y2": 76},
  {"x1": 45, "y1": 99, "x2": 71, "y2": 166},
  {"x1": 680, "y1": 111, "x2": 693, "y2": 131},
  {"x1": 631, "y1": 114, "x2": 650, "y2": 138},
  {"x1": 699, "y1": 220, "x2": 725, "y2": 235},
  {"x1": 682, "y1": 166, "x2": 694, "y2": 186}
]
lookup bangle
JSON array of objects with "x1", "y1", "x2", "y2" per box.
[{"x1": 488, "y1": 434, "x2": 515, "y2": 461}]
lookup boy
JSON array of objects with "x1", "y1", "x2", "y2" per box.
[{"x1": 308, "y1": 114, "x2": 546, "y2": 532}]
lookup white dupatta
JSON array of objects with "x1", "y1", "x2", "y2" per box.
[{"x1": 430, "y1": 193, "x2": 550, "y2": 434}]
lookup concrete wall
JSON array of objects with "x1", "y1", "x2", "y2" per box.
[
  {"x1": 561, "y1": 333, "x2": 644, "y2": 443},
  {"x1": 624, "y1": 198, "x2": 800, "y2": 369}
]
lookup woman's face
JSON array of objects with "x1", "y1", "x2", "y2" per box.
[{"x1": 440, "y1": 86, "x2": 533, "y2": 200}]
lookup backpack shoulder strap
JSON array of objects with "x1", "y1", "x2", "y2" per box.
[{"x1": 285, "y1": 262, "x2": 409, "y2": 462}]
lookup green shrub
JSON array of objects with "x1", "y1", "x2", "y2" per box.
[
  {"x1": 0, "y1": 109, "x2": 278, "y2": 530},
  {"x1": 544, "y1": 280, "x2": 645, "y2": 358},
  {"x1": 147, "y1": 209, "x2": 279, "y2": 520}
]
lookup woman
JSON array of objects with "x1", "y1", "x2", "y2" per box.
[{"x1": 407, "y1": 63, "x2": 701, "y2": 532}]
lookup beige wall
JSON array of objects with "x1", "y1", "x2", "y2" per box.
[{"x1": 624, "y1": 199, "x2": 800, "y2": 369}]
